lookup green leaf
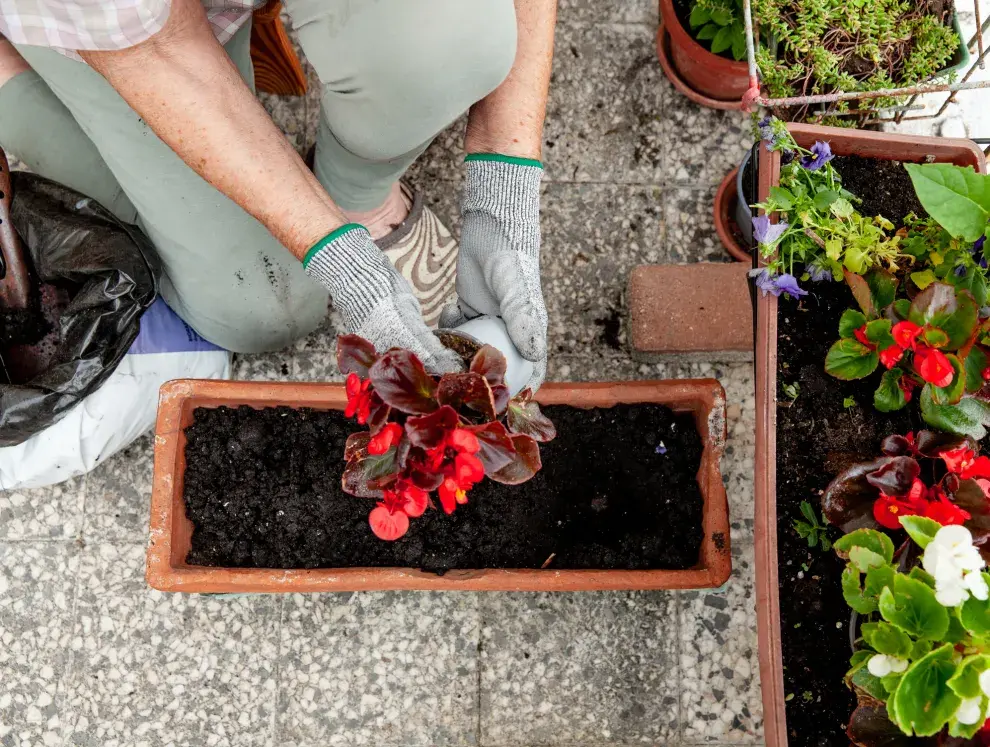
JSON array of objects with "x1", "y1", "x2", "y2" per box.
[
  {"x1": 844, "y1": 396, "x2": 857, "y2": 409},
  {"x1": 945, "y1": 610, "x2": 970, "y2": 644},
  {"x1": 894, "y1": 299, "x2": 912, "y2": 320},
  {"x1": 814, "y1": 189, "x2": 841, "y2": 211},
  {"x1": 875, "y1": 368, "x2": 908, "y2": 412},
  {"x1": 912, "y1": 269, "x2": 938, "y2": 290},
  {"x1": 852, "y1": 666, "x2": 888, "y2": 701},
  {"x1": 947, "y1": 654, "x2": 990, "y2": 699},
  {"x1": 922, "y1": 327, "x2": 950, "y2": 348},
  {"x1": 769, "y1": 186, "x2": 794, "y2": 210},
  {"x1": 730, "y1": 25, "x2": 747, "y2": 61},
  {"x1": 879, "y1": 575, "x2": 949, "y2": 640},
  {"x1": 960, "y1": 574, "x2": 990, "y2": 635},
  {"x1": 710, "y1": 6, "x2": 732, "y2": 24},
  {"x1": 843, "y1": 566, "x2": 879, "y2": 614},
  {"x1": 921, "y1": 386, "x2": 990, "y2": 440},
  {"x1": 905, "y1": 163, "x2": 990, "y2": 242},
  {"x1": 826, "y1": 239, "x2": 843, "y2": 261},
  {"x1": 710, "y1": 24, "x2": 734, "y2": 53},
  {"x1": 839, "y1": 309, "x2": 868, "y2": 339},
  {"x1": 951, "y1": 266, "x2": 989, "y2": 308},
  {"x1": 864, "y1": 621, "x2": 914, "y2": 658},
  {"x1": 866, "y1": 270, "x2": 899, "y2": 310},
  {"x1": 689, "y1": 4, "x2": 712, "y2": 26},
  {"x1": 850, "y1": 546, "x2": 887, "y2": 573},
  {"x1": 835, "y1": 528, "x2": 895, "y2": 564},
  {"x1": 866, "y1": 565, "x2": 896, "y2": 599},
  {"x1": 908, "y1": 284, "x2": 978, "y2": 350},
  {"x1": 932, "y1": 354, "x2": 967, "y2": 406},
  {"x1": 965, "y1": 346, "x2": 988, "y2": 393},
  {"x1": 831, "y1": 197, "x2": 855, "y2": 219},
  {"x1": 696, "y1": 23, "x2": 719, "y2": 40},
  {"x1": 911, "y1": 639, "x2": 934, "y2": 659},
  {"x1": 865, "y1": 318, "x2": 894, "y2": 349},
  {"x1": 899, "y1": 516, "x2": 941, "y2": 549},
  {"x1": 889, "y1": 644, "x2": 961, "y2": 736},
  {"x1": 825, "y1": 338, "x2": 879, "y2": 380},
  {"x1": 910, "y1": 567, "x2": 936, "y2": 589}
]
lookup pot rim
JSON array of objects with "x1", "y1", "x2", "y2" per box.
[
  {"x1": 147, "y1": 378, "x2": 731, "y2": 593},
  {"x1": 752, "y1": 123, "x2": 987, "y2": 747}
]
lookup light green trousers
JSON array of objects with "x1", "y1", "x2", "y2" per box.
[{"x1": 0, "y1": 0, "x2": 515, "y2": 352}]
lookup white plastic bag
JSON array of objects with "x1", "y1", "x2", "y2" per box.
[{"x1": 0, "y1": 298, "x2": 230, "y2": 489}]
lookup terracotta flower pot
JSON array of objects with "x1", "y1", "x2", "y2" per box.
[
  {"x1": 714, "y1": 151, "x2": 756, "y2": 263},
  {"x1": 753, "y1": 124, "x2": 987, "y2": 746},
  {"x1": 147, "y1": 378, "x2": 731, "y2": 593},
  {"x1": 656, "y1": 0, "x2": 749, "y2": 109}
]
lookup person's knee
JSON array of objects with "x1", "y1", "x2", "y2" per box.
[
  {"x1": 161, "y1": 276, "x2": 329, "y2": 355},
  {"x1": 317, "y1": 0, "x2": 517, "y2": 162}
]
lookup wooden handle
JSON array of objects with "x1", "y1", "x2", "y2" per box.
[{"x1": 0, "y1": 147, "x2": 31, "y2": 310}]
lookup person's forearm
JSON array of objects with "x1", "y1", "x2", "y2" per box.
[
  {"x1": 81, "y1": 0, "x2": 346, "y2": 259},
  {"x1": 464, "y1": 0, "x2": 557, "y2": 160}
]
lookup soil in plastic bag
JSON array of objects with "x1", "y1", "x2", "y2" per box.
[{"x1": 0, "y1": 173, "x2": 158, "y2": 447}]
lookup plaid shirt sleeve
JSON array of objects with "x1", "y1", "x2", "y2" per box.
[{"x1": 0, "y1": 0, "x2": 261, "y2": 53}]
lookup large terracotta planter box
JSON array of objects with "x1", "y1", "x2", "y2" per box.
[
  {"x1": 753, "y1": 124, "x2": 988, "y2": 746},
  {"x1": 147, "y1": 378, "x2": 731, "y2": 593}
]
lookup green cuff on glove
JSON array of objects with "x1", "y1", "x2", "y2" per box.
[
  {"x1": 302, "y1": 223, "x2": 368, "y2": 268},
  {"x1": 464, "y1": 153, "x2": 543, "y2": 170}
]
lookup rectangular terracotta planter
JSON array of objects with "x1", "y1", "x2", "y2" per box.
[
  {"x1": 147, "y1": 378, "x2": 731, "y2": 593},
  {"x1": 753, "y1": 124, "x2": 988, "y2": 747}
]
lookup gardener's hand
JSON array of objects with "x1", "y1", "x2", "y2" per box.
[
  {"x1": 440, "y1": 155, "x2": 548, "y2": 391},
  {"x1": 305, "y1": 225, "x2": 464, "y2": 374}
]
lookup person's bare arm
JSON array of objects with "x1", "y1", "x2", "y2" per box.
[
  {"x1": 81, "y1": 0, "x2": 345, "y2": 259},
  {"x1": 463, "y1": 0, "x2": 557, "y2": 160}
]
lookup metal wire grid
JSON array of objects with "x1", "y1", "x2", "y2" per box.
[{"x1": 739, "y1": 0, "x2": 990, "y2": 123}]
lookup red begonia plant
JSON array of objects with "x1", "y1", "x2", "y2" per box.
[
  {"x1": 337, "y1": 334, "x2": 556, "y2": 541},
  {"x1": 822, "y1": 430, "x2": 990, "y2": 559}
]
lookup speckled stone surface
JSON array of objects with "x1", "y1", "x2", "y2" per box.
[
  {"x1": 479, "y1": 592, "x2": 679, "y2": 745},
  {"x1": 680, "y1": 543, "x2": 763, "y2": 742},
  {"x1": 278, "y1": 592, "x2": 480, "y2": 746},
  {"x1": 60, "y1": 544, "x2": 280, "y2": 746},
  {"x1": 0, "y1": 1, "x2": 780, "y2": 743},
  {"x1": 0, "y1": 476, "x2": 83, "y2": 540}
]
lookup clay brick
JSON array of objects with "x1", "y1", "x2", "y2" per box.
[{"x1": 628, "y1": 263, "x2": 754, "y2": 362}]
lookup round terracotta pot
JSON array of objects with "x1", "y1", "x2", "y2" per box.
[
  {"x1": 657, "y1": 0, "x2": 750, "y2": 106},
  {"x1": 714, "y1": 165, "x2": 751, "y2": 263}
]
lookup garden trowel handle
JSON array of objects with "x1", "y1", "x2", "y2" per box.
[{"x1": 0, "y1": 147, "x2": 30, "y2": 308}]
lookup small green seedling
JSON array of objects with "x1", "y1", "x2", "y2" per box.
[{"x1": 793, "y1": 500, "x2": 832, "y2": 551}]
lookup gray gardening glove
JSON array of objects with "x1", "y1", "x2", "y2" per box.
[
  {"x1": 440, "y1": 155, "x2": 548, "y2": 391},
  {"x1": 305, "y1": 224, "x2": 463, "y2": 374}
]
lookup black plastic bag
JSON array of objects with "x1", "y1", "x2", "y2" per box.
[{"x1": 0, "y1": 173, "x2": 159, "y2": 446}]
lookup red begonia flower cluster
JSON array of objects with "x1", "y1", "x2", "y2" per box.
[{"x1": 338, "y1": 335, "x2": 556, "y2": 541}]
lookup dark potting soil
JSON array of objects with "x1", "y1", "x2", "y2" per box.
[
  {"x1": 183, "y1": 403, "x2": 706, "y2": 571},
  {"x1": 832, "y1": 155, "x2": 926, "y2": 229},
  {"x1": 775, "y1": 156, "x2": 929, "y2": 745}
]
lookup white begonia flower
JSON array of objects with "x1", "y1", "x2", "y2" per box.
[
  {"x1": 980, "y1": 669, "x2": 990, "y2": 698},
  {"x1": 956, "y1": 696, "x2": 985, "y2": 725},
  {"x1": 867, "y1": 654, "x2": 909, "y2": 677},
  {"x1": 922, "y1": 525, "x2": 987, "y2": 607}
]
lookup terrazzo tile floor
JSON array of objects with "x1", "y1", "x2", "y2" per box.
[{"x1": 2, "y1": 0, "x2": 967, "y2": 743}]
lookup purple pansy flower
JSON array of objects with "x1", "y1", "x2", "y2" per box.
[
  {"x1": 655, "y1": 442, "x2": 667, "y2": 455},
  {"x1": 800, "y1": 141, "x2": 834, "y2": 171},
  {"x1": 752, "y1": 214, "x2": 789, "y2": 247},
  {"x1": 805, "y1": 259, "x2": 832, "y2": 283},
  {"x1": 955, "y1": 264, "x2": 968, "y2": 278},
  {"x1": 974, "y1": 235, "x2": 987, "y2": 267},
  {"x1": 775, "y1": 274, "x2": 808, "y2": 298},
  {"x1": 748, "y1": 269, "x2": 807, "y2": 298}
]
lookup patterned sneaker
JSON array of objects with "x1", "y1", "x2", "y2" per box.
[{"x1": 378, "y1": 183, "x2": 458, "y2": 327}]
